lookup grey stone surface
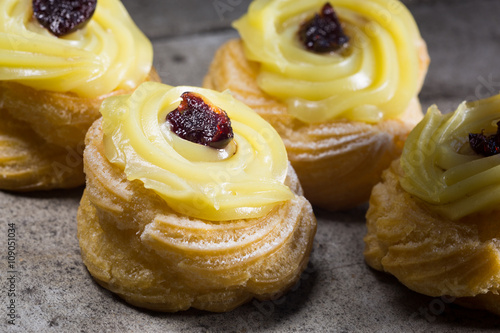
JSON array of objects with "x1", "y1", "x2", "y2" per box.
[
  {"x1": 411, "y1": 0, "x2": 500, "y2": 113},
  {"x1": 152, "y1": 30, "x2": 239, "y2": 87},
  {"x1": 2, "y1": 0, "x2": 500, "y2": 332},
  {"x1": 121, "y1": 0, "x2": 253, "y2": 39}
]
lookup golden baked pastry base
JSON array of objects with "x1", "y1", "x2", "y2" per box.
[
  {"x1": 77, "y1": 119, "x2": 317, "y2": 312},
  {"x1": 364, "y1": 160, "x2": 500, "y2": 315},
  {"x1": 0, "y1": 69, "x2": 160, "y2": 191},
  {"x1": 0, "y1": 109, "x2": 85, "y2": 191},
  {"x1": 203, "y1": 40, "x2": 427, "y2": 211}
]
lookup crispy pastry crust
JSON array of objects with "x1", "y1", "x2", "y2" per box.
[
  {"x1": 364, "y1": 159, "x2": 500, "y2": 315},
  {"x1": 0, "y1": 69, "x2": 160, "y2": 191},
  {"x1": 77, "y1": 119, "x2": 317, "y2": 312},
  {"x1": 203, "y1": 39, "x2": 428, "y2": 210}
]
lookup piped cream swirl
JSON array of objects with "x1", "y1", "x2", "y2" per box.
[
  {"x1": 101, "y1": 82, "x2": 293, "y2": 221},
  {"x1": 0, "y1": 0, "x2": 152, "y2": 98},
  {"x1": 233, "y1": 0, "x2": 425, "y2": 123},
  {"x1": 400, "y1": 94, "x2": 500, "y2": 220}
]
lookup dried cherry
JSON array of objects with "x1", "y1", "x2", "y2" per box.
[
  {"x1": 298, "y1": 2, "x2": 349, "y2": 53},
  {"x1": 33, "y1": 0, "x2": 97, "y2": 37},
  {"x1": 166, "y1": 92, "x2": 234, "y2": 149},
  {"x1": 469, "y1": 121, "x2": 500, "y2": 156}
]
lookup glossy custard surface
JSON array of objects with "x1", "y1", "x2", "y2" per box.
[
  {"x1": 0, "y1": 0, "x2": 152, "y2": 97},
  {"x1": 233, "y1": 0, "x2": 424, "y2": 123},
  {"x1": 101, "y1": 83, "x2": 293, "y2": 221}
]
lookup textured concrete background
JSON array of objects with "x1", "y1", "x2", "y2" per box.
[{"x1": 2, "y1": 0, "x2": 500, "y2": 332}]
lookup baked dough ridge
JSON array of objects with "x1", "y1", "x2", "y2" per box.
[
  {"x1": 203, "y1": 39, "x2": 426, "y2": 211},
  {"x1": 78, "y1": 119, "x2": 317, "y2": 312},
  {"x1": 0, "y1": 69, "x2": 160, "y2": 191},
  {"x1": 364, "y1": 159, "x2": 500, "y2": 315}
]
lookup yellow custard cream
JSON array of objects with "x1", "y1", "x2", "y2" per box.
[
  {"x1": 400, "y1": 95, "x2": 500, "y2": 220},
  {"x1": 101, "y1": 82, "x2": 293, "y2": 221},
  {"x1": 0, "y1": 0, "x2": 152, "y2": 98},
  {"x1": 234, "y1": 0, "x2": 423, "y2": 123}
]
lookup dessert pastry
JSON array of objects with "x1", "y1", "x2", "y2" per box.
[
  {"x1": 77, "y1": 82, "x2": 317, "y2": 312},
  {"x1": 0, "y1": 0, "x2": 159, "y2": 191},
  {"x1": 203, "y1": 0, "x2": 429, "y2": 210},
  {"x1": 364, "y1": 94, "x2": 500, "y2": 315}
]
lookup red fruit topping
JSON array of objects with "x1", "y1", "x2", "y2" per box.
[
  {"x1": 32, "y1": 0, "x2": 97, "y2": 37},
  {"x1": 298, "y1": 2, "x2": 349, "y2": 53},
  {"x1": 166, "y1": 92, "x2": 234, "y2": 149},
  {"x1": 469, "y1": 121, "x2": 500, "y2": 156}
]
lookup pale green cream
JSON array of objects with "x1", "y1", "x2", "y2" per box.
[{"x1": 400, "y1": 94, "x2": 500, "y2": 220}]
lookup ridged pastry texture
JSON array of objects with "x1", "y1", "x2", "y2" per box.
[
  {"x1": 0, "y1": 108, "x2": 84, "y2": 190},
  {"x1": 365, "y1": 96, "x2": 500, "y2": 315},
  {"x1": 364, "y1": 160, "x2": 500, "y2": 315},
  {"x1": 78, "y1": 119, "x2": 317, "y2": 312},
  {"x1": 0, "y1": 0, "x2": 157, "y2": 191},
  {"x1": 0, "y1": 69, "x2": 160, "y2": 191},
  {"x1": 204, "y1": 40, "x2": 425, "y2": 210}
]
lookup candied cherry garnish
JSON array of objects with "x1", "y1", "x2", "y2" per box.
[
  {"x1": 166, "y1": 92, "x2": 234, "y2": 149},
  {"x1": 33, "y1": 0, "x2": 97, "y2": 37},
  {"x1": 469, "y1": 121, "x2": 500, "y2": 157},
  {"x1": 298, "y1": 2, "x2": 349, "y2": 53}
]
